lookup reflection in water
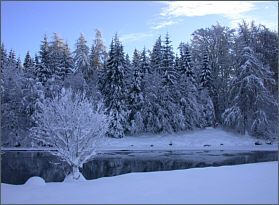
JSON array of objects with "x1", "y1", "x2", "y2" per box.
[{"x1": 1, "y1": 150, "x2": 278, "y2": 185}]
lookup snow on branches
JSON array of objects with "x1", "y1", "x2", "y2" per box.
[{"x1": 31, "y1": 88, "x2": 108, "y2": 180}]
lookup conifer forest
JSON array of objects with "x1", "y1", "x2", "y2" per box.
[{"x1": 1, "y1": 20, "x2": 278, "y2": 147}]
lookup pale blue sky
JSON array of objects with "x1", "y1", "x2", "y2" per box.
[{"x1": 1, "y1": 1, "x2": 278, "y2": 59}]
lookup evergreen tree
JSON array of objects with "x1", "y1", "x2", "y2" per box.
[
  {"x1": 160, "y1": 33, "x2": 179, "y2": 132},
  {"x1": 16, "y1": 57, "x2": 23, "y2": 70},
  {"x1": 8, "y1": 50, "x2": 16, "y2": 67},
  {"x1": 144, "y1": 36, "x2": 165, "y2": 133},
  {"x1": 222, "y1": 46, "x2": 277, "y2": 137},
  {"x1": 199, "y1": 52, "x2": 215, "y2": 127},
  {"x1": 23, "y1": 51, "x2": 34, "y2": 70},
  {"x1": 89, "y1": 29, "x2": 107, "y2": 72},
  {"x1": 177, "y1": 43, "x2": 202, "y2": 129},
  {"x1": 34, "y1": 54, "x2": 40, "y2": 68},
  {"x1": 73, "y1": 33, "x2": 90, "y2": 79},
  {"x1": 37, "y1": 35, "x2": 52, "y2": 85},
  {"x1": 150, "y1": 36, "x2": 163, "y2": 74},
  {"x1": 99, "y1": 35, "x2": 127, "y2": 138},
  {"x1": 88, "y1": 29, "x2": 107, "y2": 100},
  {"x1": 191, "y1": 23, "x2": 235, "y2": 122},
  {"x1": 199, "y1": 53, "x2": 212, "y2": 92},
  {"x1": 1, "y1": 43, "x2": 8, "y2": 68},
  {"x1": 127, "y1": 49, "x2": 144, "y2": 134},
  {"x1": 1, "y1": 50, "x2": 28, "y2": 146}
]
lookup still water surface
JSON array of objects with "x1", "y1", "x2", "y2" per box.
[{"x1": 1, "y1": 149, "x2": 278, "y2": 184}]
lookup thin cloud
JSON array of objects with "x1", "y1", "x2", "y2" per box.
[
  {"x1": 160, "y1": 1, "x2": 256, "y2": 19},
  {"x1": 119, "y1": 32, "x2": 153, "y2": 42},
  {"x1": 151, "y1": 20, "x2": 179, "y2": 30}
]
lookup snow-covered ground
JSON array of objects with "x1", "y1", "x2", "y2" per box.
[
  {"x1": 101, "y1": 127, "x2": 278, "y2": 151},
  {"x1": 1, "y1": 128, "x2": 277, "y2": 152},
  {"x1": 2, "y1": 161, "x2": 277, "y2": 204}
]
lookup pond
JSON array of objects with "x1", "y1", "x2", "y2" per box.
[{"x1": 1, "y1": 149, "x2": 278, "y2": 185}]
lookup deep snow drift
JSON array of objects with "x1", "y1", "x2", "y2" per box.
[{"x1": 1, "y1": 161, "x2": 278, "y2": 204}]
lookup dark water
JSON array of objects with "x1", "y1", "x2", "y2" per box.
[{"x1": 1, "y1": 149, "x2": 278, "y2": 185}]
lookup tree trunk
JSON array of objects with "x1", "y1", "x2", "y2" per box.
[{"x1": 72, "y1": 165, "x2": 80, "y2": 180}]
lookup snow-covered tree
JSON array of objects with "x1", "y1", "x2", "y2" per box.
[
  {"x1": 160, "y1": 33, "x2": 179, "y2": 132},
  {"x1": 89, "y1": 29, "x2": 107, "y2": 72},
  {"x1": 198, "y1": 52, "x2": 215, "y2": 127},
  {"x1": 23, "y1": 51, "x2": 34, "y2": 70},
  {"x1": 16, "y1": 57, "x2": 23, "y2": 70},
  {"x1": 37, "y1": 35, "x2": 52, "y2": 85},
  {"x1": 88, "y1": 29, "x2": 107, "y2": 100},
  {"x1": 177, "y1": 43, "x2": 202, "y2": 129},
  {"x1": 127, "y1": 49, "x2": 144, "y2": 134},
  {"x1": 199, "y1": 53, "x2": 212, "y2": 91},
  {"x1": 31, "y1": 88, "x2": 108, "y2": 180},
  {"x1": 1, "y1": 50, "x2": 27, "y2": 146},
  {"x1": 191, "y1": 23, "x2": 235, "y2": 121},
  {"x1": 222, "y1": 46, "x2": 277, "y2": 137},
  {"x1": 73, "y1": 33, "x2": 90, "y2": 79},
  {"x1": 99, "y1": 35, "x2": 128, "y2": 138}
]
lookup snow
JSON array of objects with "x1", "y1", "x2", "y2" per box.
[
  {"x1": 24, "y1": 177, "x2": 45, "y2": 186},
  {"x1": 2, "y1": 161, "x2": 277, "y2": 204},
  {"x1": 2, "y1": 127, "x2": 277, "y2": 152},
  {"x1": 101, "y1": 127, "x2": 278, "y2": 151},
  {"x1": 63, "y1": 171, "x2": 86, "y2": 183}
]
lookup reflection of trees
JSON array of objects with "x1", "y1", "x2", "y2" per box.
[
  {"x1": 2, "y1": 151, "x2": 278, "y2": 185},
  {"x1": 2, "y1": 151, "x2": 70, "y2": 184}
]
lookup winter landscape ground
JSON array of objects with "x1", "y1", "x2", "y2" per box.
[
  {"x1": 1, "y1": 128, "x2": 278, "y2": 204},
  {"x1": 2, "y1": 127, "x2": 277, "y2": 152},
  {"x1": 2, "y1": 161, "x2": 278, "y2": 204},
  {"x1": 1, "y1": 1, "x2": 278, "y2": 204}
]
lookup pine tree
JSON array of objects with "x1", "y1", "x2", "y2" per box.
[
  {"x1": 99, "y1": 35, "x2": 127, "y2": 138},
  {"x1": 34, "y1": 54, "x2": 40, "y2": 68},
  {"x1": 16, "y1": 57, "x2": 23, "y2": 70},
  {"x1": 199, "y1": 53, "x2": 212, "y2": 92},
  {"x1": 89, "y1": 29, "x2": 107, "y2": 72},
  {"x1": 150, "y1": 36, "x2": 163, "y2": 74},
  {"x1": 160, "y1": 33, "x2": 179, "y2": 132},
  {"x1": 177, "y1": 43, "x2": 202, "y2": 129},
  {"x1": 60, "y1": 42, "x2": 74, "y2": 79},
  {"x1": 127, "y1": 49, "x2": 144, "y2": 134},
  {"x1": 143, "y1": 36, "x2": 165, "y2": 133},
  {"x1": 1, "y1": 43, "x2": 8, "y2": 68},
  {"x1": 23, "y1": 51, "x2": 34, "y2": 70},
  {"x1": 223, "y1": 46, "x2": 277, "y2": 137},
  {"x1": 198, "y1": 52, "x2": 215, "y2": 127},
  {"x1": 1, "y1": 50, "x2": 27, "y2": 146},
  {"x1": 74, "y1": 33, "x2": 90, "y2": 79},
  {"x1": 8, "y1": 50, "x2": 16, "y2": 67},
  {"x1": 37, "y1": 35, "x2": 52, "y2": 85}
]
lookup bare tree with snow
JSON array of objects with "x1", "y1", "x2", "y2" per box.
[{"x1": 31, "y1": 88, "x2": 108, "y2": 181}]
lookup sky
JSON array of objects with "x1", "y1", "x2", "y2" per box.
[{"x1": 1, "y1": 1, "x2": 278, "y2": 59}]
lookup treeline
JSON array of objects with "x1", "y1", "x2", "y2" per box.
[{"x1": 1, "y1": 21, "x2": 278, "y2": 147}]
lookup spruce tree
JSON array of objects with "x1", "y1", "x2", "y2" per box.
[
  {"x1": 127, "y1": 49, "x2": 144, "y2": 134},
  {"x1": 16, "y1": 57, "x2": 23, "y2": 70},
  {"x1": 23, "y1": 51, "x2": 34, "y2": 70},
  {"x1": 99, "y1": 35, "x2": 127, "y2": 138},
  {"x1": 199, "y1": 52, "x2": 215, "y2": 127},
  {"x1": 38, "y1": 35, "x2": 52, "y2": 85},
  {"x1": 223, "y1": 47, "x2": 277, "y2": 137},
  {"x1": 73, "y1": 33, "x2": 90, "y2": 79}
]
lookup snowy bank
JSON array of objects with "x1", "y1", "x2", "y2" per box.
[
  {"x1": 102, "y1": 127, "x2": 278, "y2": 151},
  {"x1": 2, "y1": 128, "x2": 277, "y2": 152},
  {"x1": 1, "y1": 161, "x2": 278, "y2": 204}
]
